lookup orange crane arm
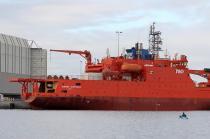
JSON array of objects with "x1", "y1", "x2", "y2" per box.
[{"x1": 50, "y1": 49, "x2": 92, "y2": 64}]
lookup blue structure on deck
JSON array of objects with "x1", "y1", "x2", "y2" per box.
[{"x1": 126, "y1": 46, "x2": 152, "y2": 60}]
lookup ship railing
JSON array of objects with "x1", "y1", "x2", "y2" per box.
[
  {"x1": 47, "y1": 74, "x2": 103, "y2": 80},
  {"x1": 11, "y1": 74, "x2": 103, "y2": 81},
  {"x1": 29, "y1": 76, "x2": 47, "y2": 79}
]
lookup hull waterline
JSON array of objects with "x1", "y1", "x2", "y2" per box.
[{"x1": 26, "y1": 96, "x2": 210, "y2": 110}]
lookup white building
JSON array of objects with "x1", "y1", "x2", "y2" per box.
[{"x1": 0, "y1": 33, "x2": 47, "y2": 94}]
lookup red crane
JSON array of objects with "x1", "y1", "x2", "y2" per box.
[{"x1": 50, "y1": 49, "x2": 92, "y2": 65}]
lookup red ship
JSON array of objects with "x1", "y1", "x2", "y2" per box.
[{"x1": 11, "y1": 23, "x2": 210, "y2": 110}]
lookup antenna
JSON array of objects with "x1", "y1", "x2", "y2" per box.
[
  {"x1": 164, "y1": 48, "x2": 168, "y2": 58},
  {"x1": 122, "y1": 48, "x2": 126, "y2": 56},
  {"x1": 149, "y1": 22, "x2": 163, "y2": 58},
  {"x1": 116, "y1": 31, "x2": 123, "y2": 57},
  {"x1": 106, "y1": 48, "x2": 110, "y2": 58},
  {"x1": 174, "y1": 53, "x2": 178, "y2": 60}
]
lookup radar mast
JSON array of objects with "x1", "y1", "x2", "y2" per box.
[{"x1": 149, "y1": 22, "x2": 163, "y2": 58}]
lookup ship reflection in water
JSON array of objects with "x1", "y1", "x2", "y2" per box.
[{"x1": 0, "y1": 110, "x2": 209, "y2": 139}]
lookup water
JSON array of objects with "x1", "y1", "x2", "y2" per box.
[{"x1": 0, "y1": 110, "x2": 209, "y2": 139}]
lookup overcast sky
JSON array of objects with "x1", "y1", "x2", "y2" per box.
[{"x1": 0, "y1": 0, "x2": 210, "y2": 75}]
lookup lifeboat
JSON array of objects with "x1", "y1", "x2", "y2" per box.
[{"x1": 121, "y1": 63, "x2": 142, "y2": 72}]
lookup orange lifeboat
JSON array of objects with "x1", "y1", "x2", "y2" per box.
[{"x1": 121, "y1": 64, "x2": 142, "y2": 72}]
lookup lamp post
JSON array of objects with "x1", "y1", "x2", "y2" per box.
[{"x1": 116, "y1": 31, "x2": 123, "y2": 57}]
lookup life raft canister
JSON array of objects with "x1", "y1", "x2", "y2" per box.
[{"x1": 121, "y1": 64, "x2": 142, "y2": 72}]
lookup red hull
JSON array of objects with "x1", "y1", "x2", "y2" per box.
[{"x1": 27, "y1": 96, "x2": 210, "y2": 110}]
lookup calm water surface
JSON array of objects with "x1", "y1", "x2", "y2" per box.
[{"x1": 0, "y1": 110, "x2": 209, "y2": 139}]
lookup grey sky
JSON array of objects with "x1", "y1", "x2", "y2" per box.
[{"x1": 0, "y1": 0, "x2": 210, "y2": 75}]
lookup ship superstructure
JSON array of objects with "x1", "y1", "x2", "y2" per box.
[{"x1": 11, "y1": 23, "x2": 210, "y2": 110}]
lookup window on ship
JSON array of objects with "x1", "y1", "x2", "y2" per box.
[
  {"x1": 75, "y1": 82, "x2": 81, "y2": 86},
  {"x1": 122, "y1": 73, "x2": 132, "y2": 81},
  {"x1": 38, "y1": 82, "x2": 45, "y2": 93},
  {"x1": 46, "y1": 81, "x2": 55, "y2": 93}
]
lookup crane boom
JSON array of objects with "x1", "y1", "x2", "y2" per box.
[{"x1": 50, "y1": 49, "x2": 92, "y2": 64}]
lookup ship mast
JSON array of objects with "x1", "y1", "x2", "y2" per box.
[{"x1": 149, "y1": 22, "x2": 163, "y2": 58}]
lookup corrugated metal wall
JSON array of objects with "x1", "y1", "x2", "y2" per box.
[
  {"x1": 0, "y1": 34, "x2": 31, "y2": 75},
  {"x1": 31, "y1": 48, "x2": 47, "y2": 78}
]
